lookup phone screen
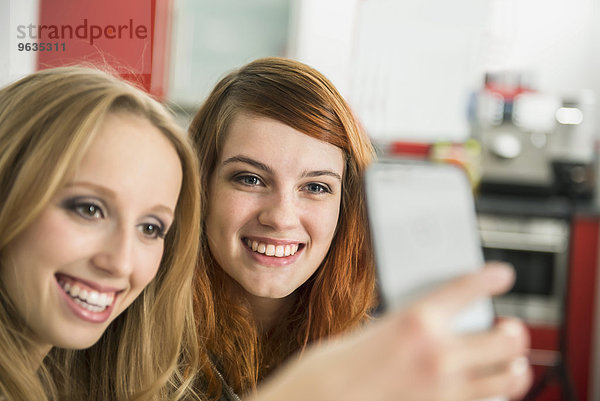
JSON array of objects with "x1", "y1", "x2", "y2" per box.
[{"x1": 365, "y1": 161, "x2": 495, "y2": 333}]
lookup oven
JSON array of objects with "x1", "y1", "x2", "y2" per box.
[{"x1": 477, "y1": 213, "x2": 570, "y2": 326}]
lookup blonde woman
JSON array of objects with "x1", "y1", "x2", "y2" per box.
[{"x1": 0, "y1": 66, "x2": 214, "y2": 401}]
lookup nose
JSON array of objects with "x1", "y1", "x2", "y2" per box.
[
  {"x1": 91, "y1": 223, "x2": 135, "y2": 276},
  {"x1": 257, "y1": 191, "x2": 300, "y2": 231}
]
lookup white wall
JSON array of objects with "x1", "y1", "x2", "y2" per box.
[
  {"x1": 289, "y1": 0, "x2": 600, "y2": 143},
  {"x1": 1, "y1": 0, "x2": 38, "y2": 87},
  {"x1": 288, "y1": 0, "x2": 360, "y2": 96},
  {"x1": 169, "y1": 0, "x2": 291, "y2": 107},
  {"x1": 348, "y1": 0, "x2": 490, "y2": 141}
]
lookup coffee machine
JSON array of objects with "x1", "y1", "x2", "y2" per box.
[{"x1": 470, "y1": 72, "x2": 596, "y2": 199}]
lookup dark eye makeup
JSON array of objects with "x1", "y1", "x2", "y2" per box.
[
  {"x1": 137, "y1": 220, "x2": 167, "y2": 239},
  {"x1": 62, "y1": 197, "x2": 105, "y2": 220},
  {"x1": 62, "y1": 196, "x2": 167, "y2": 240}
]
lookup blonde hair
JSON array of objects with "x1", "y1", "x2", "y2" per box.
[
  {"x1": 0, "y1": 67, "x2": 204, "y2": 400},
  {"x1": 189, "y1": 57, "x2": 376, "y2": 397}
]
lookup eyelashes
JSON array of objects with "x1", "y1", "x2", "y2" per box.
[
  {"x1": 235, "y1": 174, "x2": 262, "y2": 187},
  {"x1": 62, "y1": 197, "x2": 106, "y2": 220},
  {"x1": 61, "y1": 197, "x2": 167, "y2": 240},
  {"x1": 303, "y1": 182, "x2": 332, "y2": 194},
  {"x1": 136, "y1": 222, "x2": 166, "y2": 239},
  {"x1": 232, "y1": 173, "x2": 333, "y2": 194}
]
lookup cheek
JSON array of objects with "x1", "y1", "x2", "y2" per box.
[
  {"x1": 206, "y1": 186, "x2": 254, "y2": 239},
  {"x1": 5, "y1": 209, "x2": 84, "y2": 274},
  {"x1": 306, "y1": 197, "x2": 342, "y2": 248},
  {"x1": 1, "y1": 209, "x2": 83, "y2": 314},
  {"x1": 131, "y1": 246, "x2": 164, "y2": 292}
]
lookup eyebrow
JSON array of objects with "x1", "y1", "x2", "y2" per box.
[
  {"x1": 222, "y1": 156, "x2": 273, "y2": 174},
  {"x1": 222, "y1": 155, "x2": 342, "y2": 181},
  {"x1": 301, "y1": 170, "x2": 342, "y2": 181},
  {"x1": 65, "y1": 181, "x2": 117, "y2": 199}
]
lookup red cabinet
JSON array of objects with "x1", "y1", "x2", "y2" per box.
[{"x1": 523, "y1": 215, "x2": 599, "y2": 401}]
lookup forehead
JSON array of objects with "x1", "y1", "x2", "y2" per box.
[
  {"x1": 220, "y1": 113, "x2": 345, "y2": 174},
  {"x1": 73, "y1": 112, "x2": 182, "y2": 209}
]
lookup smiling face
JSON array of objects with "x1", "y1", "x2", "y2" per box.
[
  {"x1": 0, "y1": 112, "x2": 182, "y2": 355},
  {"x1": 206, "y1": 113, "x2": 345, "y2": 309}
]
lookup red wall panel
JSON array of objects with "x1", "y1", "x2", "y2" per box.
[{"x1": 36, "y1": 0, "x2": 172, "y2": 98}]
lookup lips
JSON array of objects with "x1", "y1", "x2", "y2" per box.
[{"x1": 55, "y1": 273, "x2": 121, "y2": 323}]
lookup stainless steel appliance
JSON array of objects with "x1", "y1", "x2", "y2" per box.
[
  {"x1": 477, "y1": 213, "x2": 570, "y2": 326},
  {"x1": 470, "y1": 72, "x2": 596, "y2": 199}
]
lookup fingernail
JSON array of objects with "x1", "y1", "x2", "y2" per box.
[
  {"x1": 484, "y1": 262, "x2": 514, "y2": 284},
  {"x1": 511, "y1": 357, "x2": 529, "y2": 376},
  {"x1": 499, "y1": 319, "x2": 523, "y2": 338}
]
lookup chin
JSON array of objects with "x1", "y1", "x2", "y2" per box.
[
  {"x1": 247, "y1": 285, "x2": 296, "y2": 300},
  {"x1": 53, "y1": 331, "x2": 105, "y2": 350}
]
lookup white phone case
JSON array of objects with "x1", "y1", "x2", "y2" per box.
[
  {"x1": 366, "y1": 161, "x2": 495, "y2": 331},
  {"x1": 366, "y1": 160, "x2": 503, "y2": 401}
]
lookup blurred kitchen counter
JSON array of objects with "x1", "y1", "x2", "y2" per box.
[{"x1": 475, "y1": 193, "x2": 600, "y2": 219}]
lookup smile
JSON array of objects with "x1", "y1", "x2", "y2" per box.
[
  {"x1": 56, "y1": 275, "x2": 116, "y2": 313},
  {"x1": 244, "y1": 238, "x2": 303, "y2": 258}
]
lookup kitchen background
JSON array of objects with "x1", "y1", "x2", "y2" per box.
[{"x1": 2, "y1": 0, "x2": 600, "y2": 400}]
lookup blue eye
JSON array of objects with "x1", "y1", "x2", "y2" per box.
[
  {"x1": 137, "y1": 222, "x2": 166, "y2": 239},
  {"x1": 236, "y1": 174, "x2": 262, "y2": 186},
  {"x1": 305, "y1": 183, "x2": 331, "y2": 194}
]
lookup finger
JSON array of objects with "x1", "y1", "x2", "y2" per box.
[
  {"x1": 459, "y1": 356, "x2": 533, "y2": 401},
  {"x1": 408, "y1": 318, "x2": 529, "y2": 388},
  {"x1": 413, "y1": 262, "x2": 515, "y2": 319},
  {"x1": 448, "y1": 318, "x2": 530, "y2": 374}
]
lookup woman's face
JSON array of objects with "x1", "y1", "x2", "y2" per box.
[
  {"x1": 0, "y1": 112, "x2": 182, "y2": 354},
  {"x1": 206, "y1": 113, "x2": 344, "y2": 301}
]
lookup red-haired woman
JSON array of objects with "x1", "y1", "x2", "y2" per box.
[
  {"x1": 189, "y1": 57, "x2": 375, "y2": 399},
  {"x1": 188, "y1": 57, "x2": 531, "y2": 401}
]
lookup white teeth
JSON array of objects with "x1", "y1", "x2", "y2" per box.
[
  {"x1": 88, "y1": 291, "x2": 99, "y2": 304},
  {"x1": 74, "y1": 298, "x2": 104, "y2": 312},
  {"x1": 70, "y1": 284, "x2": 81, "y2": 297},
  {"x1": 59, "y1": 280, "x2": 116, "y2": 310},
  {"x1": 98, "y1": 293, "x2": 107, "y2": 305},
  {"x1": 246, "y1": 240, "x2": 301, "y2": 258}
]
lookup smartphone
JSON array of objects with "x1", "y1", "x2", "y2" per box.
[{"x1": 365, "y1": 160, "x2": 495, "y2": 333}]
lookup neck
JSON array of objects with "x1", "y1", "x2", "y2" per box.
[
  {"x1": 246, "y1": 292, "x2": 297, "y2": 332},
  {"x1": 34, "y1": 344, "x2": 52, "y2": 370}
]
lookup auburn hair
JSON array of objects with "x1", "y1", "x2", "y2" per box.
[{"x1": 189, "y1": 57, "x2": 376, "y2": 398}]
